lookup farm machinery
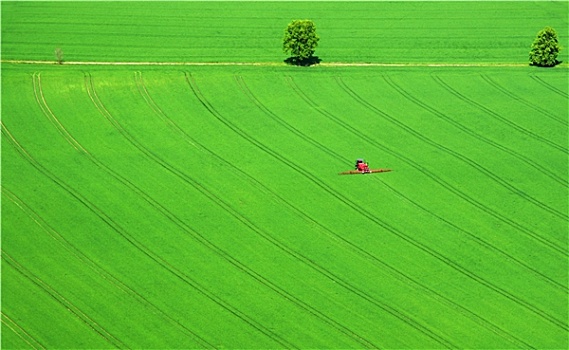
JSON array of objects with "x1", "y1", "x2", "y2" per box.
[{"x1": 338, "y1": 159, "x2": 392, "y2": 175}]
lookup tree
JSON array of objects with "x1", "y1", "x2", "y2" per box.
[
  {"x1": 55, "y1": 48, "x2": 63, "y2": 64},
  {"x1": 529, "y1": 26, "x2": 561, "y2": 67},
  {"x1": 283, "y1": 20, "x2": 320, "y2": 66}
]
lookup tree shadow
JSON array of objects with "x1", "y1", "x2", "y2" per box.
[
  {"x1": 284, "y1": 56, "x2": 322, "y2": 66},
  {"x1": 530, "y1": 59, "x2": 563, "y2": 67}
]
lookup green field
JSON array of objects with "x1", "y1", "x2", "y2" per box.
[
  {"x1": 2, "y1": 1, "x2": 568, "y2": 64},
  {"x1": 2, "y1": 1, "x2": 568, "y2": 349}
]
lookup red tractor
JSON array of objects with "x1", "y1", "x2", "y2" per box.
[
  {"x1": 355, "y1": 158, "x2": 371, "y2": 173},
  {"x1": 338, "y1": 159, "x2": 392, "y2": 175}
]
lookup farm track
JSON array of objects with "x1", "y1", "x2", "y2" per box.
[
  {"x1": 480, "y1": 74, "x2": 567, "y2": 127},
  {"x1": 336, "y1": 76, "x2": 569, "y2": 252},
  {"x1": 186, "y1": 72, "x2": 461, "y2": 349},
  {"x1": 432, "y1": 75, "x2": 568, "y2": 154},
  {"x1": 339, "y1": 76, "x2": 568, "y2": 221},
  {"x1": 83, "y1": 73, "x2": 306, "y2": 349},
  {"x1": 132, "y1": 72, "x2": 538, "y2": 348},
  {"x1": 286, "y1": 76, "x2": 568, "y2": 293},
  {"x1": 234, "y1": 75, "x2": 347, "y2": 161},
  {"x1": 32, "y1": 75, "x2": 82, "y2": 151},
  {"x1": 235, "y1": 75, "x2": 567, "y2": 323},
  {"x1": 1, "y1": 120, "x2": 295, "y2": 349},
  {"x1": 187, "y1": 73, "x2": 569, "y2": 335},
  {"x1": 2, "y1": 186, "x2": 215, "y2": 349},
  {"x1": 29, "y1": 70, "x2": 380, "y2": 348},
  {"x1": 4, "y1": 71, "x2": 566, "y2": 349},
  {"x1": 3, "y1": 2, "x2": 567, "y2": 347},
  {"x1": 29, "y1": 73, "x2": 220, "y2": 348},
  {"x1": 233, "y1": 75, "x2": 555, "y2": 348},
  {"x1": 4, "y1": 68, "x2": 566, "y2": 348},
  {"x1": 385, "y1": 74, "x2": 567, "y2": 188},
  {"x1": 2, "y1": 127, "x2": 136, "y2": 349},
  {"x1": 132, "y1": 72, "x2": 380, "y2": 348},
  {"x1": 1, "y1": 311, "x2": 46, "y2": 350},
  {"x1": 93, "y1": 70, "x2": 452, "y2": 348},
  {"x1": 1, "y1": 251, "x2": 126, "y2": 348},
  {"x1": 529, "y1": 74, "x2": 569, "y2": 99},
  {"x1": 1, "y1": 59, "x2": 549, "y2": 68},
  {"x1": 112, "y1": 70, "x2": 450, "y2": 348}
]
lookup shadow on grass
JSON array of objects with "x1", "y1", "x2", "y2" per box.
[
  {"x1": 284, "y1": 56, "x2": 322, "y2": 67},
  {"x1": 529, "y1": 60, "x2": 563, "y2": 67}
]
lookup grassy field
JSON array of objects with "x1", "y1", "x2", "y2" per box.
[
  {"x1": 2, "y1": 1, "x2": 568, "y2": 64},
  {"x1": 2, "y1": 1, "x2": 568, "y2": 349}
]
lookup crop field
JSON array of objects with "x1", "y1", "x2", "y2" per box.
[
  {"x1": 2, "y1": 1, "x2": 568, "y2": 64},
  {"x1": 2, "y1": 1, "x2": 568, "y2": 349}
]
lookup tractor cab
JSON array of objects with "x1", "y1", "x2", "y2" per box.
[{"x1": 355, "y1": 158, "x2": 370, "y2": 173}]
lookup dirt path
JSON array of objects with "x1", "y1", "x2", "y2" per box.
[{"x1": 3, "y1": 59, "x2": 559, "y2": 68}]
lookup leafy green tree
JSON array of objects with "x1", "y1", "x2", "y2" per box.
[
  {"x1": 529, "y1": 26, "x2": 561, "y2": 67},
  {"x1": 283, "y1": 20, "x2": 320, "y2": 65}
]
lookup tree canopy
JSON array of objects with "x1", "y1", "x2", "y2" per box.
[
  {"x1": 529, "y1": 26, "x2": 561, "y2": 67},
  {"x1": 283, "y1": 19, "x2": 320, "y2": 66}
]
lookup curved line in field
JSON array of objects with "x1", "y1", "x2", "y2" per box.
[
  {"x1": 1, "y1": 121, "x2": 292, "y2": 349},
  {"x1": 337, "y1": 77, "x2": 568, "y2": 223},
  {"x1": 133, "y1": 70, "x2": 532, "y2": 347},
  {"x1": 132, "y1": 73, "x2": 310, "y2": 224},
  {"x1": 234, "y1": 76, "x2": 554, "y2": 348},
  {"x1": 34, "y1": 70, "x2": 300, "y2": 348},
  {"x1": 128, "y1": 74, "x2": 379, "y2": 350},
  {"x1": 187, "y1": 72, "x2": 569, "y2": 341},
  {"x1": 529, "y1": 74, "x2": 569, "y2": 99},
  {"x1": 325, "y1": 77, "x2": 566, "y2": 257},
  {"x1": 31, "y1": 73, "x2": 245, "y2": 348},
  {"x1": 131, "y1": 70, "x2": 450, "y2": 349},
  {"x1": 332, "y1": 79, "x2": 568, "y2": 328},
  {"x1": 384, "y1": 74, "x2": 567, "y2": 189},
  {"x1": 2, "y1": 185, "x2": 216, "y2": 349},
  {"x1": 186, "y1": 72, "x2": 460, "y2": 349},
  {"x1": 1, "y1": 311, "x2": 46, "y2": 350},
  {"x1": 132, "y1": 72, "x2": 380, "y2": 349},
  {"x1": 1, "y1": 251, "x2": 126, "y2": 348},
  {"x1": 82, "y1": 74, "x2": 298, "y2": 349},
  {"x1": 205, "y1": 74, "x2": 569, "y2": 332},
  {"x1": 234, "y1": 75, "x2": 347, "y2": 160},
  {"x1": 133, "y1": 73, "x2": 200, "y2": 151},
  {"x1": 432, "y1": 74, "x2": 568, "y2": 155},
  {"x1": 31, "y1": 78, "x2": 220, "y2": 348},
  {"x1": 286, "y1": 76, "x2": 568, "y2": 294},
  {"x1": 480, "y1": 74, "x2": 567, "y2": 127},
  {"x1": 31, "y1": 73, "x2": 82, "y2": 152}
]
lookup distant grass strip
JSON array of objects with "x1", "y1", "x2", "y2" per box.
[
  {"x1": 2, "y1": 1, "x2": 567, "y2": 64},
  {"x1": 3, "y1": 59, "x2": 563, "y2": 68}
]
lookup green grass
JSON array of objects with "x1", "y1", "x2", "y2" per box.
[
  {"x1": 2, "y1": 64, "x2": 567, "y2": 349},
  {"x1": 2, "y1": 1, "x2": 568, "y2": 349},
  {"x1": 2, "y1": 1, "x2": 568, "y2": 64}
]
